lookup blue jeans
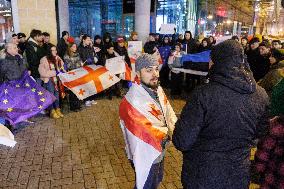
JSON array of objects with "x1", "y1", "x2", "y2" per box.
[
  {"x1": 43, "y1": 80, "x2": 59, "y2": 110},
  {"x1": 131, "y1": 160, "x2": 164, "y2": 189},
  {"x1": 35, "y1": 78, "x2": 43, "y2": 86}
]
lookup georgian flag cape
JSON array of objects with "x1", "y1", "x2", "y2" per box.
[{"x1": 119, "y1": 83, "x2": 177, "y2": 189}]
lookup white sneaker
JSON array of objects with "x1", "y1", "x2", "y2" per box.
[
  {"x1": 85, "y1": 101, "x2": 92, "y2": 106},
  {"x1": 90, "y1": 100, "x2": 97, "y2": 105}
]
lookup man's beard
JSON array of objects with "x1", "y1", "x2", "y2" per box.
[{"x1": 141, "y1": 79, "x2": 160, "y2": 90}]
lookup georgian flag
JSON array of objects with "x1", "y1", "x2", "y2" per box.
[
  {"x1": 58, "y1": 65, "x2": 120, "y2": 100},
  {"x1": 119, "y1": 83, "x2": 177, "y2": 189}
]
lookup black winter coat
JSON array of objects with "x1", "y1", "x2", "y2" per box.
[
  {"x1": 77, "y1": 44, "x2": 95, "y2": 65},
  {"x1": 57, "y1": 38, "x2": 68, "y2": 59},
  {"x1": 183, "y1": 38, "x2": 198, "y2": 54},
  {"x1": 173, "y1": 55, "x2": 270, "y2": 189},
  {"x1": 25, "y1": 39, "x2": 44, "y2": 78},
  {"x1": 0, "y1": 53, "x2": 26, "y2": 82}
]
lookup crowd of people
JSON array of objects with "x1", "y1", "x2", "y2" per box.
[{"x1": 1, "y1": 27, "x2": 284, "y2": 188}]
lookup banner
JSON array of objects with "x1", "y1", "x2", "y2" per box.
[{"x1": 105, "y1": 56, "x2": 126, "y2": 75}]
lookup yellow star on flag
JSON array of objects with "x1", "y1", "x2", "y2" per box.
[
  {"x1": 16, "y1": 84, "x2": 20, "y2": 88},
  {"x1": 38, "y1": 91, "x2": 43, "y2": 96},
  {"x1": 3, "y1": 99, "x2": 8, "y2": 104},
  {"x1": 38, "y1": 105, "x2": 43, "y2": 109},
  {"x1": 7, "y1": 108, "x2": 13, "y2": 112},
  {"x1": 40, "y1": 98, "x2": 46, "y2": 102},
  {"x1": 4, "y1": 89, "x2": 8, "y2": 94},
  {"x1": 31, "y1": 88, "x2": 36, "y2": 92},
  {"x1": 25, "y1": 83, "x2": 30, "y2": 87}
]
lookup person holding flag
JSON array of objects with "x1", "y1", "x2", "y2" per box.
[{"x1": 119, "y1": 54, "x2": 177, "y2": 189}]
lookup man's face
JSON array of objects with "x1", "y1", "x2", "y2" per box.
[
  {"x1": 63, "y1": 33, "x2": 69, "y2": 40},
  {"x1": 259, "y1": 46, "x2": 270, "y2": 56},
  {"x1": 107, "y1": 47, "x2": 114, "y2": 54},
  {"x1": 272, "y1": 42, "x2": 281, "y2": 49},
  {"x1": 241, "y1": 39, "x2": 247, "y2": 46},
  {"x1": 44, "y1": 36, "x2": 50, "y2": 43},
  {"x1": 149, "y1": 35, "x2": 155, "y2": 42},
  {"x1": 138, "y1": 65, "x2": 159, "y2": 90},
  {"x1": 202, "y1": 40, "x2": 208, "y2": 47},
  {"x1": 185, "y1": 33, "x2": 191, "y2": 40},
  {"x1": 35, "y1": 35, "x2": 43, "y2": 43},
  {"x1": 19, "y1": 37, "x2": 26, "y2": 43},
  {"x1": 250, "y1": 42, "x2": 259, "y2": 50},
  {"x1": 95, "y1": 38, "x2": 101, "y2": 44},
  {"x1": 12, "y1": 36, "x2": 19, "y2": 45},
  {"x1": 83, "y1": 37, "x2": 91, "y2": 46},
  {"x1": 7, "y1": 44, "x2": 18, "y2": 56},
  {"x1": 132, "y1": 34, "x2": 138, "y2": 41},
  {"x1": 118, "y1": 42, "x2": 124, "y2": 47}
]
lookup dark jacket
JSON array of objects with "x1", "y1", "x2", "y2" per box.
[
  {"x1": 246, "y1": 48, "x2": 269, "y2": 82},
  {"x1": 94, "y1": 42, "x2": 105, "y2": 66},
  {"x1": 25, "y1": 38, "x2": 44, "y2": 78},
  {"x1": 0, "y1": 53, "x2": 27, "y2": 82},
  {"x1": 183, "y1": 38, "x2": 198, "y2": 54},
  {"x1": 258, "y1": 60, "x2": 284, "y2": 94},
  {"x1": 18, "y1": 42, "x2": 27, "y2": 55},
  {"x1": 114, "y1": 44, "x2": 131, "y2": 68},
  {"x1": 173, "y1": 43, "x2": 269, "y2": 188},
  {"x1": 77, "y1": 44, "x2": 94, "y2": 65},
  {"x1": 57, "y1": 38, "x2": 68, "y2": 59},
  {"x1": 63, "y1": 52, "x2": 82, "y2": 71}
]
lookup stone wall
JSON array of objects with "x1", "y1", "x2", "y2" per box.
[{"x1": 16, "y1": 0, "x2": 57, "y2": 44}]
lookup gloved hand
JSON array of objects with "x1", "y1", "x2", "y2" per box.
[{"x1": 86, "y1": 57, "x2": 93, "y2": 65}]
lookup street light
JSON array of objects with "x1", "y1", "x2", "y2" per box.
[{"x1": 226, "y1": 20, "x2": 232, "y2": 24}]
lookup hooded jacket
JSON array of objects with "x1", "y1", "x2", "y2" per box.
[{"x1": 172, "y1": 40, "x2": 269, "y2": 189}]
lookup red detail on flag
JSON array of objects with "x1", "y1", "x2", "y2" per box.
[
  {"x1": 148, "y1": 104, "x2": 162, "y2": 121},
  {"x1": 130, "y1": 57, "x2": 136, "y2": 64},
  {"x1": 78, "y1": 89, "x2": 85, "y2": 96},
  {"x1": 63, "y1": 66, "x2": 108, "y2": 93},
  {"x1": 119, "y1": 98, "x2": 166, "y2": 152},
  {"x1": 124, "y1": 63, "x2": 132, "y2": 81},
  {"x1": 68, "y1": 71, "x2": 76, "y2": 75},
  {"x1": 109, "y1": 75, "x2": 114, "y2": 81}
]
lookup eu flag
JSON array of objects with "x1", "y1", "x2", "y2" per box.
[
  {"x1": 158, "y1": 46, "x2": 172, "y2": 65},
  {"x1": 0, "y1": 72, "x2": 55, "y2": 125}
]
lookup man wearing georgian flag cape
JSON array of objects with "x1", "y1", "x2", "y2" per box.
[{"x1": 119, "y1": 54, "x2": 177, "y2": 189}]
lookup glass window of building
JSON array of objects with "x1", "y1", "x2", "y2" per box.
[{"x1": 0, "y1": 0, "x2": 13, "y2": 44}]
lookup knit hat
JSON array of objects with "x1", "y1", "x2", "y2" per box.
[
  {"x1": 117, "y1": 37, "x2": 125, "y2": 43},
  {"x1": 249, "y1": 37, "x2": 260, "y2": 45},
  {"x1": 135, "y1": 54, "x2": 159, "y2": 72},
  {"x1": 17, "y1": 32, "x2": 26, "y2": 39},
  {"x1": 211, "y1": 39, "x2": 244, "y2": 65}
]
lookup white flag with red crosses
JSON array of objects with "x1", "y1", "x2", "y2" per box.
[{"x1": 58, "y1": 65, "x2": 120, "y2": 100}]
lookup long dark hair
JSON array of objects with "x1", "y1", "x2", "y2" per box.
[{"x1": 46, "y1": 45, "x2": 57, "y2": 63}]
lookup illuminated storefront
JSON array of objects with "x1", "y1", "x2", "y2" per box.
[{"x1": 0, "y1": 0, "x2": 13, "y2": 44}]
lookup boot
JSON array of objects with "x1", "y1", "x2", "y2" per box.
[
  {"x1": 50, "y1": 109, "x2": 60, "y2": 119},
  {"x1": 55, "y1": 108, "x2": 64, "y2": 118}
]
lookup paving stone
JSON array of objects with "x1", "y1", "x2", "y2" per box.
[{"x1": 0, "y1": 97, "x2": 186, "y2": 188}]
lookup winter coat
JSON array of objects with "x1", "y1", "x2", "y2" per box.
[
  {"x1": 258, "y1": 60, "x2": 284, "y2": 94},
  {"x1": 254, "y1": 116, "x2": 284, "y2": 188},
  {"x1": 38, "y1": 56, "x2": 64, "y2": 83},
  {"x1": 77, "y1": 44, "x2": 95, "y2": 65},
  {"x1": 0, "y1": 53, "x2": 27, "y2": 82},
  {"x1": 246, "y1": 48, "x2": 269, "y2": 82},
  {"x1": 172, "y1": 45, "x2": 270, "y2": 189},
  {"x1": 25, "y1": 38, "x2": 44, "y2": 78},
  {"x1": 93, "y1": 42, "x2": 105, "y2": 66},
  {"x1": 183, "y1": 38, "x2": 198, "y2": 54},
  {"x1": 57, "y1": 38, "x2": 68, "y2": 59},
  {"x1": 63, "y1": 53, "x2": 82, "y2": 71},
  {"x1": 270, "y1": 79, "x2": 284, "y2": 116}
]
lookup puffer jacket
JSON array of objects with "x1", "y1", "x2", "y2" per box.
[{"x1": 0, "y1": 53, "x2": 27, "y2": 82}]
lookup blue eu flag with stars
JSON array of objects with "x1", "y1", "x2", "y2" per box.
[{"x1": 0, "y1": 72, "x2": 55, "y2": 125}]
